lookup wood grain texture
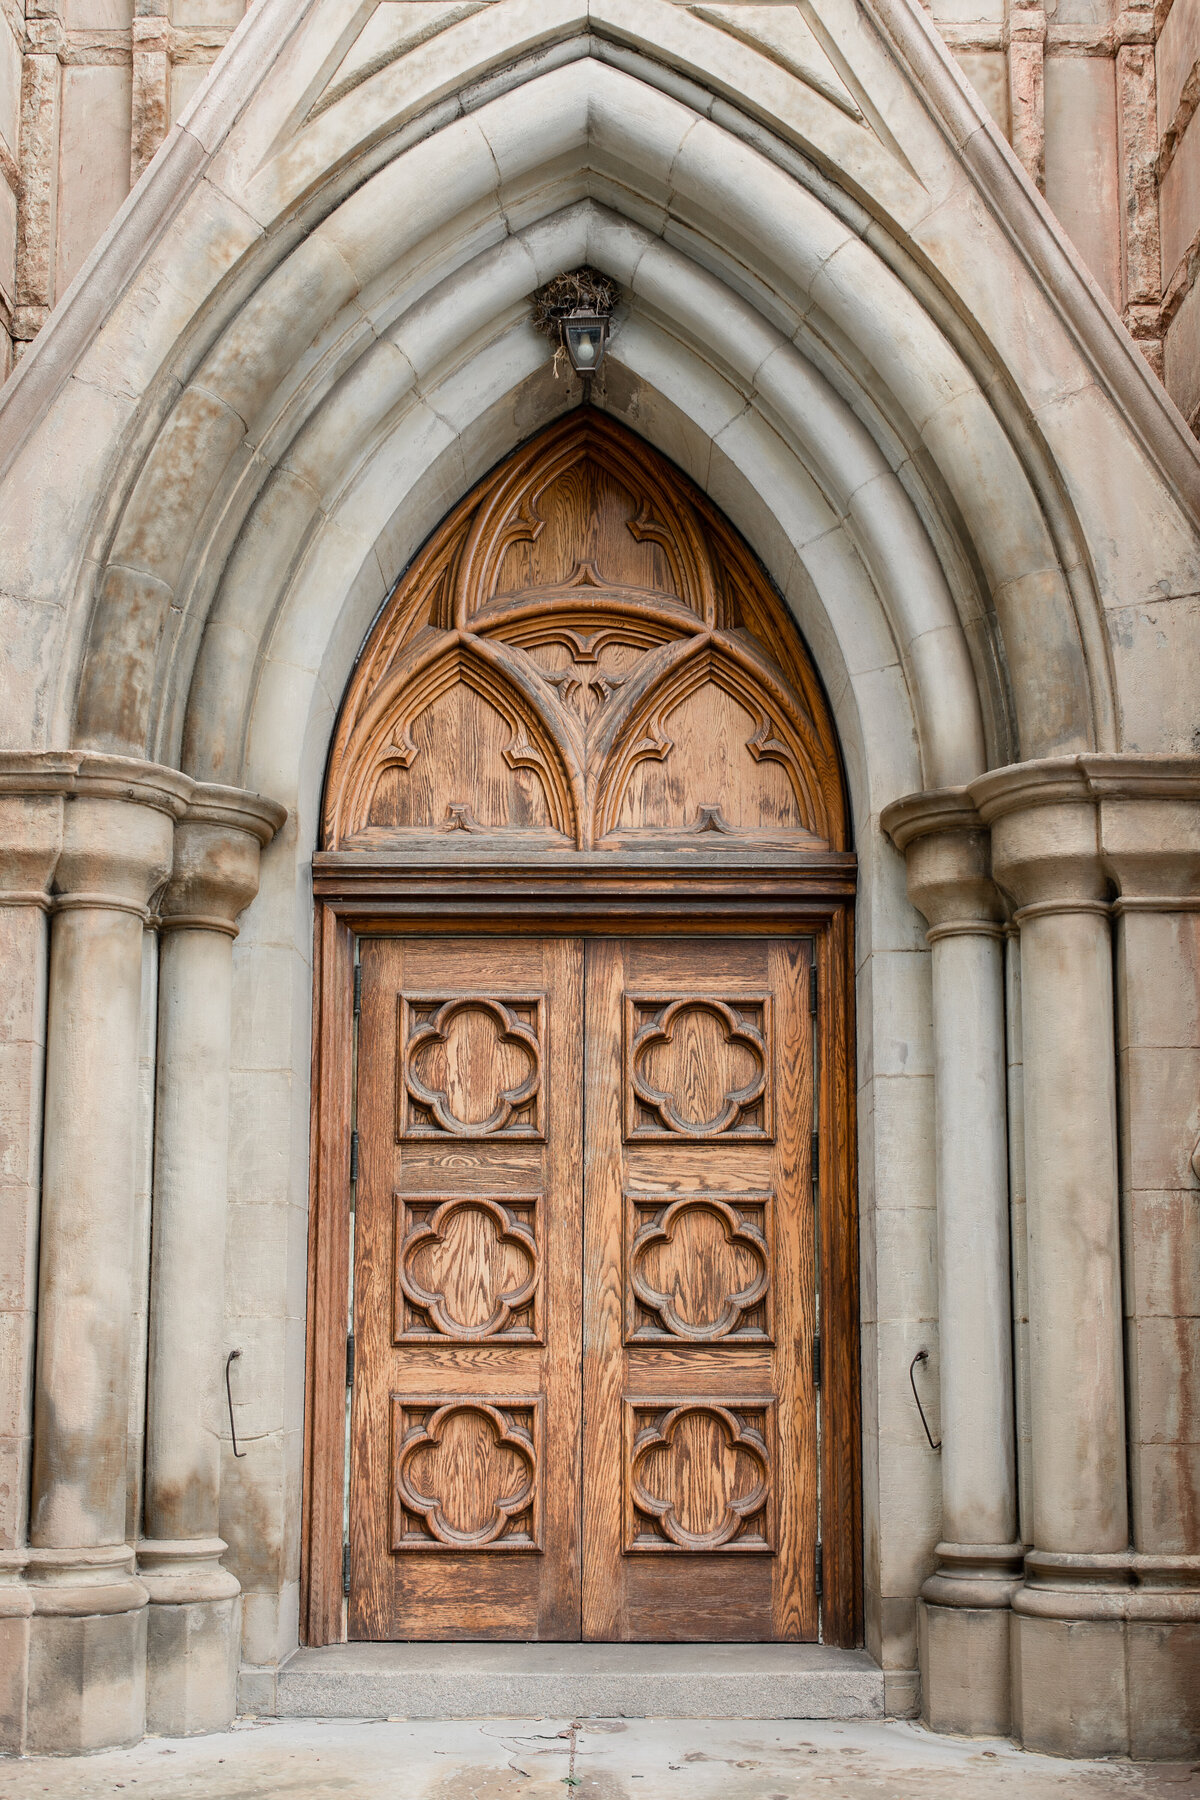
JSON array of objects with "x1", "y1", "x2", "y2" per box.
[
  {"x1": 323, "y1": 414, "x2": 847, "y2": 857},
  {"x1": 307, "y1": 910, "x2": 858, "y2": 1646},
  {"x1": 305, "y1": 415, "x2": 860, "y2": 1650},
  {"x1": 349, "y1": 937, "x2": 583, "y2": 1641},
  {"x1": 582, "y1": 936, "x2": 818, "y2": 1642},
  {"x1": 818, "y1": 906, "x2": 863, "y2": 1648},
  {"x1": 301, "y1": 906, "x2": 354, "y2": 1647}
]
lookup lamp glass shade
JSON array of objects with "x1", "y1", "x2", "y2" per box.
[{"x1": 563, "y1": 312, "x2": 609, "y2": 376}]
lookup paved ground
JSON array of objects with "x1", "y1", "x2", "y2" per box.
[{"x1": 4, "y1": 1717, "x2": 1200, "y2": 1799}]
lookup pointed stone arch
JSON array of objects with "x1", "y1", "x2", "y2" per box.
[{"x1": 0, "y1": 0, "x2": 1197, "y2": 1757}]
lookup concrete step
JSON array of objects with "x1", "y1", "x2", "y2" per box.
[{"x1": 259, "y1": 1641, "x2": 885, "y2": 1721}]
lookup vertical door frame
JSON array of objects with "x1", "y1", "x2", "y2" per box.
[{"x1": 301, "y1": 857, "x2": 861, "y2": 1650}]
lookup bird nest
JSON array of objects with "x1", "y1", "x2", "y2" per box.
[{"x1": 532, "y1": 267, "x2": 620, "y2": 340}]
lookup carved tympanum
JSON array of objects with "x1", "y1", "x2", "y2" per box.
[
  {"x1": 393, "y1": 1398, "x2": 541, "y2": 1551},
  {"x1": 396, "y1": 1196, "x2": 541, "y2": 1342},
  {"x1": 323, "y1": 416, "x2": 846, "y2": 853},
  {"x1": 627, "y1": 1194, "x2": 773, "y2": 1342},
  {"x1": 627, "y1": 1401, "x2": 774, "y2": 1552},
  {"x1": 626, "y1": 996, "x2": 772, "y2": 1139},
  {"x1": 401, "y1": 997, "x2": 543, "y2": 1138}
]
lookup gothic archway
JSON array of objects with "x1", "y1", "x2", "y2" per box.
[{"x1": 305, "y1": 414, "x2": 860, "y2": 1648}]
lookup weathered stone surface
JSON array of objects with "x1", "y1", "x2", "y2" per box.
[{"x1": 0, "y1": 0, "x2": 1198, "y2": 1767}]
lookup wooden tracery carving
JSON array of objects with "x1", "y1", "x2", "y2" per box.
[
  {"x1": 399, "y1": 996, "x2": 544, "y2": 1139},
  {"x1": 324, "y1": 415, "x2": 847, "y2": 855},
  {"x1": 392, "y1": 1397, "x2": 542, "y2": 1552},
  {"x1": 625, "y1": 1193, "x2": 774, "y2": 1344},
  {"x1": 625, "y1": 995, "x2": 773, "y2": 1139},
  {"x1": 395, "y1": 1195, "x2": 542, "y2": 1343},
  {"x1": 625, "y1": 1400, "x2": 775, "y2": 1552}
]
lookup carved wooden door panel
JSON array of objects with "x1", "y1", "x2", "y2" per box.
[
  {"x1": 349, "y1": 935, "x2": 584, "y2": 1639},
  {"x1": 349, "y1": 931, "x2": 817, "y2": 1642},
  {"x1": 314, "y1": 419, "x2": 855, "y2": 1649},
  {"x1": 582, "y1": 936, "x2": 817, "y2": 1641}
]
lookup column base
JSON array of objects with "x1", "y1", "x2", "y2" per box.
[
  {"x1": 26, "y1": 1605, "x2": 148, "y2": 1754},
  {"x1": 0, "y1": 1561, "x2": 32, "y2": 1754},
  {"x1": 1012, "y1": 1554, "x2": 1200, "y2": 1757},
  {"x1": 146, "y1": 1594, "x2": 241, "y2": 1736},
  {"x1": 21, "y1": 1545, "x2": 149, "y2": 1753},
  {"x1": 140, "y1": 1539, "x2": 241, "y2": 1737},
  {"x1": 918, "y1": 1600, "x2": 1012, "y2": 1736},
  {"x1": 916, "y1": 1543, "x2": 1023, "y2": 1737}
]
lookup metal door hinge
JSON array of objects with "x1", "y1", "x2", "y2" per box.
[
  {"x1": 343, "y1": 1543, "x2": 351, "y2": 1596},
  {"x1": 811, "y1": 1130, "x2": 820, "y2": 1186},
  {"x1": 812, "y1": 1330, "x2": 822, "y2": 1390},
  {"x1": 353, "y1": 963, "x2": 363, "y2": 1018},
  {"x1": 809, "y1": 960, "x2": 818, "y2": 1015},
  {"x1": 349, "y1": 1130, "x2": 359, "y2": 1185},
  {"x1": 814, "y1": 1541, "x2": 824, "y2": 1598},
  {"x1": 346, "y1": 1333, "x2": 355, "y2": 1388}
]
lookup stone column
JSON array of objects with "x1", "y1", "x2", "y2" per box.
[
  {"x1": 0, "y1": 758, "x2": 73, "y2": 1754},
  {"x1": 1089, "y1": 755, "x2": 1200, "y2": 1759},
  {"x1": 972, "y1": 760, "x2": 1128, "y2": 1757},
  {"x1": 130, "y1": 9, "x2": 171, "y2": 185},
  {"x1": 1114, "y1": 0, "x2": 1163, "y2": 376},
  {"x1": 882, "y1": 791, "x2": 1021, "y2": 1736},
  {"x1": 140, "y1": 786, "x2": 284, "y2": 1737},
  {"x1": 26, "y1": 759, "x2": 190, "y2": 1755},
  {"x1": 14, "y1": 10, "x2": 64, "y2": 348},
  {"x1": 1007, "y1": 0, "x2": 1046, "y2": 192}
]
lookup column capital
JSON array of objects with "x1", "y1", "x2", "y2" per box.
[
  {"x1": 967, "y1": 753, "x2": 1200, "y2": 915},
  {"x1": 968, "y1": 757, "x2": 1104, "y2": 915},
  {"x1": 159, "y1": 784, "x2": 287, "y2": 936},
  {"x1": 0, "y1": 755, "x2": 287, "y2": 925},
  {"x1": 53, "y1": 758, "x2": 192, "y2": 920},
  {"x1": 880, "y1": 787, "x2": 1006, "y2": 936},
  {"x1": 1082, "y1": 753, "x2": 1200, "y2": 910}
]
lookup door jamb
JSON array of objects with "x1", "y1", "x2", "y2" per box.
[{"x1": 301, "y1": 858, "x2": 861, "y2": 1650}]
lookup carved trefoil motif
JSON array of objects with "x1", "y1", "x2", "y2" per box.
[
  {"x1": 625, "y1": 1400, "x2": 775, "y2": 1552},
  {"x1": 625, "y1": 995, "x2": 773, "y2": 1139},
  {"x1": 395, "y1": 1195, "x2": 542, "y2": 1343},
  {"x1": 392, "y1": 1397, "x2": 543, "y2": 1552},
  {"x1": 323, "y1": 416, "x2": 847, "y2": 857},
  {"x1": 625, "y1": 1193, "x2": 773, "y2": 1343},
  {"x1": 399, "y1": 995, "x2": 544, "y2": 1139}
]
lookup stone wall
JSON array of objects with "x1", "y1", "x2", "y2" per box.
[
  {"x1": 0, "y1": 0, "x2": 1197, "y2": 1760},
  {"x1": 0, "y1": 0, "x2": 250, "y2": 379},
  {"x1": 0, "y1": 0, "x2": 1197, "y2": 418}
]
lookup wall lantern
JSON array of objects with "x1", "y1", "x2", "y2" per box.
[{"x1": 533, "y1": 268, "x2": 619, "y2": 384}]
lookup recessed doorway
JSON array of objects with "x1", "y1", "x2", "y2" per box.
[{"x1": 303, "y1": 414, "x2": 861, "y2": 1650}]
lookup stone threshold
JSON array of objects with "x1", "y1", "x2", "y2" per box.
[{"x1": 244, "y1": 1641, "x2": 885, "y2": 1721}]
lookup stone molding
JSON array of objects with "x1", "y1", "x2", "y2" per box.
[
  {"x1": 969, "y1": 752, "x2": 1200, "y2": 910},
  {"x1": 23, "y1": 1544, "x2": 148, "y2": 1619},
  {"x1": 137, "y1": 1538, "x2": 241, "y2": 1607},
  {"x1": 0, "y1": 753, "x2": 287, "y2": 913},
  {"x1": 921, "y1": 1540, "x2": 1026, "y2": 1611},
  {"x1": 158, "y1": 784, "x2": 288, "y2": 937},
  {"x1": 1015, "y1": 1547, "x2": 1200, "y2": 1620},
  {"x1": 880, "y1": 787, "x2": 1007, "y2": 934}
]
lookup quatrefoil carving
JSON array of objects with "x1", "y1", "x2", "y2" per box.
[
  {"x1": 396, "y1": 1196, "x2": 541, "y2": 1342},
  {"x1": 626, "y1": 996, "x2": 772, "y2": 1139},
  {"x1": 393, "y1": 1398, "x2": 541, "y2": 1551},
  {"x1": 402, "y1": 996, "x2": 543, "y2": 1138},
  {"x1": 627, "y1": 1401, "x2": 773, "y2": 1552},
  {"x1": 627, "y1": 1195, "x2": 772, "y2": 1342}
]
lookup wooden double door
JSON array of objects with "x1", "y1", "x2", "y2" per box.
[{"x1": 348, "y1": 931, "x2": 819, "y2": 1642}]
